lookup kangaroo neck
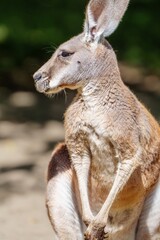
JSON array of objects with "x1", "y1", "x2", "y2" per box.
[{"x1": 79, "y1": 70, "x2": 123, "y2": 108}]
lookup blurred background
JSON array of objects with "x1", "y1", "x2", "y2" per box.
[{"x1": 0, "y1": 0, "x2": 160, "y2": 239}]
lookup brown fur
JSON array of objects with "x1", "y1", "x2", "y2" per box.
[
  {"x1": 33, "y1": 0, "x2": 160, "y2": 239},
  {"x1": 47, "y1": 143, "x2": 71, "y2": 181}
]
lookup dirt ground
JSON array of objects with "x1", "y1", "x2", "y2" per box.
[
  {"x1": 0, "y1": 89, "x2": 159, "y2": 240},
  {"x1": 0, "y1": 90, "x2": 72, "y2": 240}
]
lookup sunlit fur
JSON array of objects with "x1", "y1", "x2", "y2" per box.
[{"x1": 34, "y1": 0, "x2": 160, "y2": 239}]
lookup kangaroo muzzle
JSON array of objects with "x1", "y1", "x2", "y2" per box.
[{"x1": 33, "y1": 71, "x2": 50, "y2": 93}]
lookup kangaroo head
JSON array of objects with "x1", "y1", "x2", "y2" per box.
[{"x1": 33, "y1": 0, "x2": 129, "y2": 94}]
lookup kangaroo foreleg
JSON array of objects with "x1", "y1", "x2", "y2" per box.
[{"x1": 84, "y1": 148, "x2": 142, "y2": 240}]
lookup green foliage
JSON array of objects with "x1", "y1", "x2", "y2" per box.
[
  {"x1": 111, "y1": 0, "x2": 160, "y2": 71},
  {"x1": 0, "y1": 0, "x2": 160, "y2": 81}
]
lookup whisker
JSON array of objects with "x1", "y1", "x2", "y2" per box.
[
  {"x1": 45, "y1": 93, "x2": 55, "y2": 99},
  {"x1": 42, "y1": 43, "x2": 58, "y2": 54},
  {"x1": 63, "y1": 89, "x2": 68, "y2": 104}
]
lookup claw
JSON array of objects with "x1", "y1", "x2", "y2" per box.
[
  {"x1": 83, "y1": 214, "x2": 94, "y2": 227},
  {"x1": 84, "y1": 232, "x2": 87, "y2": 240},
  {"x1": 84, "y1": 232, "x2": 90, "y2": 240},
  {"x1": 84, "y1": 219, "x2": 91, "y2": 227},
  {"x1": 84, "y1": 226, "x2": 106, "y2": 240},
  {"x1": 104, "y1": 232, "x2": 109, "y2": 239}
]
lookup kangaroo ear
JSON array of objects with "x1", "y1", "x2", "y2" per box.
[{"x1": 84, "y1": 0, "x2": 130, "y2": 43}]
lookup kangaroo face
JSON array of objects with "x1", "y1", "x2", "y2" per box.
[
  {"x1": 33, "y1": 33, "x2": 111, "y2": 95},
  {"x1": 33, "y1": 0, "x2": 129, "y2": 95}
]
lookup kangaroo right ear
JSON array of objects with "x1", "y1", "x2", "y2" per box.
[{"x1": 84, "y1": 0, "x2": 130, "y2": 43}]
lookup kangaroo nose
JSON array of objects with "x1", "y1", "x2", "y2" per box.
[{"x1": 33, "y1": 72, "x2": 42, "y2": 82}]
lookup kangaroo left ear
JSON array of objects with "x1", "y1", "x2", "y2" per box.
[{"x1": 84, "y1": 0, "x2": 130, "y2": 43}]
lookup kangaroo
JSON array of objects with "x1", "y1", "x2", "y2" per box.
[{"x1": 33, "y1": 0, "x2": 160, "y2": 239}]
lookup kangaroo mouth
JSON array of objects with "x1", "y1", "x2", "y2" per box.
[
  {"x1": 35, "y1": 78, "x2": 78, "y2": 95},
  {"x1": 35, "y1": 79, "x2": 50, "y2": 93},
  {"x1": 35, "y1": 79, "x2": 63, "y2": 95}
]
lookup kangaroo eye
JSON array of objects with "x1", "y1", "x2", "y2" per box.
[{"x1": 60, "y1": 50, "x2": 74, "y2": 58}]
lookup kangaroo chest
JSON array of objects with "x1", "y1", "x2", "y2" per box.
[
  {"x1": 65, "y1": 99, "x2": 119, "y2": 183},
  {"x1": 65, "y1": 99, "x2": 146, "y2": 220},
  {"x1": 79, "y1": 119, "x2": 145, "y2": 219},
  {"x1": 83, "y1": 121, "x2": 118, "y2": 182}
]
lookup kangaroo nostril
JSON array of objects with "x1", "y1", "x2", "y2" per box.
[
  {"x1": 33, "y1": 72, "x2": 42, "y2": 82},
  {"x1": 42, "y1": 72, "x2": 49, "y2": 79}
]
